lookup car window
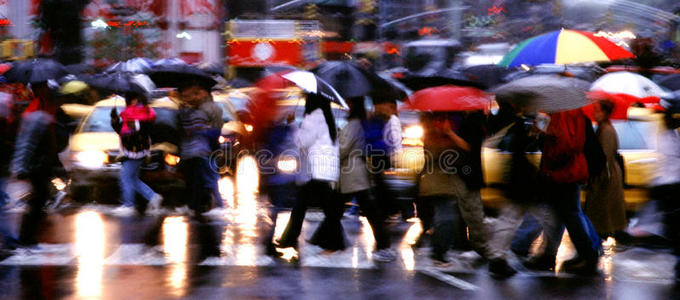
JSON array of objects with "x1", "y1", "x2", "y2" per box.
[
  {"x1": 217, "y1": 103, "x2": 235, "y2": 122},
  {"x1": 80, "y1": 107, "x2": 115, "y2": 133},
  {"x1": 611, "y1": 120, "x2": 657, "y2": 150}
]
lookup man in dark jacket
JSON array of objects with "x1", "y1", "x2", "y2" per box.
[
  {"x1": 10, "y1": 81, "x2": 66, "y2": 247},
  {"x1": 1, "y1": 91, "x2": 20, "y2": 250}
]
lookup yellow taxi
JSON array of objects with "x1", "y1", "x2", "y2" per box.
[
  {"x1": 391, "y1": 107, "x2": 662, "y2": 211},
  {"x1": 60, "y1": 96, "x2": 183, "y2": 201}
]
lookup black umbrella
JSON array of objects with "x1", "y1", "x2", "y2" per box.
[
  {"x1": 311, "y1": 61, "x2": 373, "y2": 98},
  {"x1": 5, "y1": 58, "x2": 68, "y2": 83},
  {"x1": 198, "y1": 62, "x2": 224, "y2": 76},
  {"x1": 83, "y1": 72, "x2": 149, "y2": 95},
  {"x1": 311, "y1": 61, "x2": 408, "y2": 101},
  {"x1": 64, "y1": 63, "x2": 94, "y2": 75},
  {"x1": 461, "y1": 64, "x2": 513, "y2": 90},
  {"x1": 148, "y1": 64, "x2": 216, "y2": 90},
  {"x1": 657, "y1": 74, "x2": 680, "y2": 92},
  {"x1": 227, "y1": 77, "x2": 253, "y2": 88},
  {"x1": 105, "y1": 57, "x2": 154, "y2": 73},
  {"x1": 397, "y1": 69, "x2": 484, "y2": 91}
]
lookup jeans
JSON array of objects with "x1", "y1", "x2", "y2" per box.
[
  {"x1": 120, "y1": 158, "x2": 157, "y2": 207},
  {"x1": 0, "y1": 177, "x2": 19, "y2": 248},
  {"x1": 510, "y1": 214, "x2": 542, "y2": 257},
  {"x1": 547, "y1": 183, "x2": 599, "y2": 260}
]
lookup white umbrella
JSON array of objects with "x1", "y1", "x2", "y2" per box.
[
  {"x1": 590, "y1": 72, "x2": 671, "y2": 99},
  {"x1": 281, "y1": 70, "x2": 348, "y2": 109}
]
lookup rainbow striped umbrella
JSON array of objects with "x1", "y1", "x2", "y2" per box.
[{"x1": 498, "y1": 29, "x2": 635, "y2": 67}]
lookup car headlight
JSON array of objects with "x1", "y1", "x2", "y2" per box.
[
  {"x1": 403, "y1": 125, "x2": 424, "y2": 139},
  {"x1": 276, "y1": 156, "x2": 297, "y2": 173},
  {"x1": 218, "y1": 136, "x2": 226, "y2": 144},
  {"x1": 402, "y1": 125, "x2": 424, "y2": 146},
  {"x1": 164, "y1": 153, "x2": 180, "y2": 166},
  {"x1": 244, "y1": 124, "x2": 253, "y2": 132},
  {"x1": 73, "y1": 151, "x2": 108, "y2": 168}
]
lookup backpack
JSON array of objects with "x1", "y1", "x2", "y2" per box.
[
  {"x1": 583, "y1": 116, "x2": 606, "y2": 178},
  {"x1": 362, "y1": 116, "x2": 391, "y2": 171}
]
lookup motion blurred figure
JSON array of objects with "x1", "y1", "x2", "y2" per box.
[
  {"x1": 584, "y1": 99, "x2": 627, "y2": 240},
  {"x1": 110, "y1": 90, "x2": 163, "y2": 216}
]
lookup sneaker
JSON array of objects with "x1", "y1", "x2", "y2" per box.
[
  {"x1": 202, "y1": 207, "x2": 228, "y2": 217},
  {"x1": 111, "y1": 205, "x2": 136, "y2": 217},
  {"x1": 488, "y1": 258, "x2": 517, "y2": 279},
  {"x1": 561, "y1": 256, "x2": 599, "y2": 275},
  {"x1": 372, "y1": 249, "x2": 396, "y2": 262},
  {"x1": 148, "y1": 194, "x2": 163, "y2": 212},
  {"x1": 174, "y1": 205, "x2": 193, "y2": 216}
]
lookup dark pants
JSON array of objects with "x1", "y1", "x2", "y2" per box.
[
  {"x1": 651, "y1": 183, "x2": 680, "y2": 274},
  {"x1": 181, "y1": 157, "x2": 212, "y2": 215},
  {"x1": 548, "y1": 183, "x2": 599, "y2": 260},
  {"x1": 279, "y1": 180, "x2": 345, "y2": 251},
  {"x1": 342, "y1": 190, "x2": 390, "y2": 250},
  {"x1": 19, "y1": 173, "x2": 50, "y2": 246},
  {"x1": 423, "y1": 196, "x2": 460, "y2": 258},
  {"x1": 511, "y1": 214, "x2": 542, "y2": 257},
  {"x1": 0, "y1": 177, "x2": 19, "y2": 248}
]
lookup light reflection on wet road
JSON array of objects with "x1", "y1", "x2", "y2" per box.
[{"x1": 0, "y1": 156, "x2": 678, "y2": 299}]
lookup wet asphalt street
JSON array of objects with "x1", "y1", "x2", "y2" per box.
[{"x1": 1, "y1": 158, "x2": 679, "y2": 299}]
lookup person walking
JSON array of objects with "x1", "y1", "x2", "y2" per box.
[
  {"x1": 649, "y1": 100, "x2": 680, "y2": 279},
  {"x1": 584, "y1": 99, "x2": 627, "y2": 240},
  {"x1": 277, "y1": 93, "x2": 344, "y2": 253},
  {"x1": 110, "y1": 90, "x2": 163, "y2": 216},
  {"x1": 177, "y1": 80, "x2": 223, "y2": 217},
  {"x1": 0, "y1": 91, "x2": 19, "y2": 250},
  {"x1": 417, "y1": 112, "x2": 465, "y2": 266},
  {"x1": 537, "y1": 108, "x2": 601, "y2": 274},
  {"x1": 339, "y1": 97, "x2": 394, "y2": 262},
  {"x1": 10, "y1": 81, "x2": 67, "y2": 248}
]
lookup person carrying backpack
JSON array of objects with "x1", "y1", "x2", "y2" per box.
[{"x1": 110, "y1": 90, "x2": 163, "y2": 216}]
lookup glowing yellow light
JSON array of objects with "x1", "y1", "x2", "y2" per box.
[
  {"x1": 75, "y1": 211, "x2": 105, "y2": 298},
  {"x1": 162, "y1": 216, "x2": 188, "y2": 297}
]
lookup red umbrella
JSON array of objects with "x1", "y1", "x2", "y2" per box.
[
  {"x1": 402, "y1": 85, "x2": 491, "y2": 112},
  {"x1": 581, "y1": 91, "x2": 657, "y2": 120}
]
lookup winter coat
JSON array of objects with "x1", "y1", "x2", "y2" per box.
[
  {"x1": 418, "y1": 128, "x2": 459, "y2": 197},
  {"x1": 294, "y1": 108, "x2": 339, "y2": 184},
  {"x1": 111, "y1": 104, "x2": 156, "y2": 159},
  {"x1": 585, "y1": 121, "x2": 626, "y2": 234},
  {"x1": 10, "y1": 111, "x2": 58, "y2": 177},
  {"x1": 178, "y1": 101, "x2": 223, "y2": 159},
  {"x1": 338, "y1": 119, "x2": 370, "y2": 194},
  {"x1": 540, "y1": 109, "x2": 589, "y2": 184}
]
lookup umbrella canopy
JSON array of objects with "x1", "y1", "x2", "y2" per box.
[
  {"x1": 581, "y1": 91, "x2": 633, "y2": 120},
  {"x1": 402, "y1": 85, "x2": 491, "y2": 112},
  {"x1": 657, "y1": 73, "x2": 680, "y2": 91},
  {"x1": 148, "y1": 64, "x2": 216, "y2": 90},
  {"x1": 398, "y1": 69, "x2": 483, "y2": 91},
  {"x1": 277, "y1": 70, "x2": 348, "y2": 109},
  {"x1": 493, "y1": 75, "x2": 591, "y2": 113},
  {"x1": 153, "y1": 58, "x2": 186, "y2": 66},
  {"x1": 5, "y1": 58, "x2": 68, "y2": 83},
  {"x1": 105, "y1": 57, "x2": 153, "y2": 73},
  {"x1": 84, "y1": 72, "x2": 153, "y2": 95},
  {"x1": 498, "y1": 29, "x2": 635, "y2": 67},
  {"x1": 590, "y1": 72, "x2": 670, "y2": 101},
  {"x1": 461, "y1": 64, "x2": 513, "y2": 89},
  {"x1": 198, "y1": 62, "x2": 224, "y2": 76},
  {"x1": 64, "y1": 63, "x2": 93, "y2": 75},
  {"x1": 311, "y1": 61, "x2": 407, "y2": 101}
]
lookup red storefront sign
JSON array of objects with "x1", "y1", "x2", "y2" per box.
[{"x1": 227, "y1": 40, "x2": 303, "y2": 67}]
